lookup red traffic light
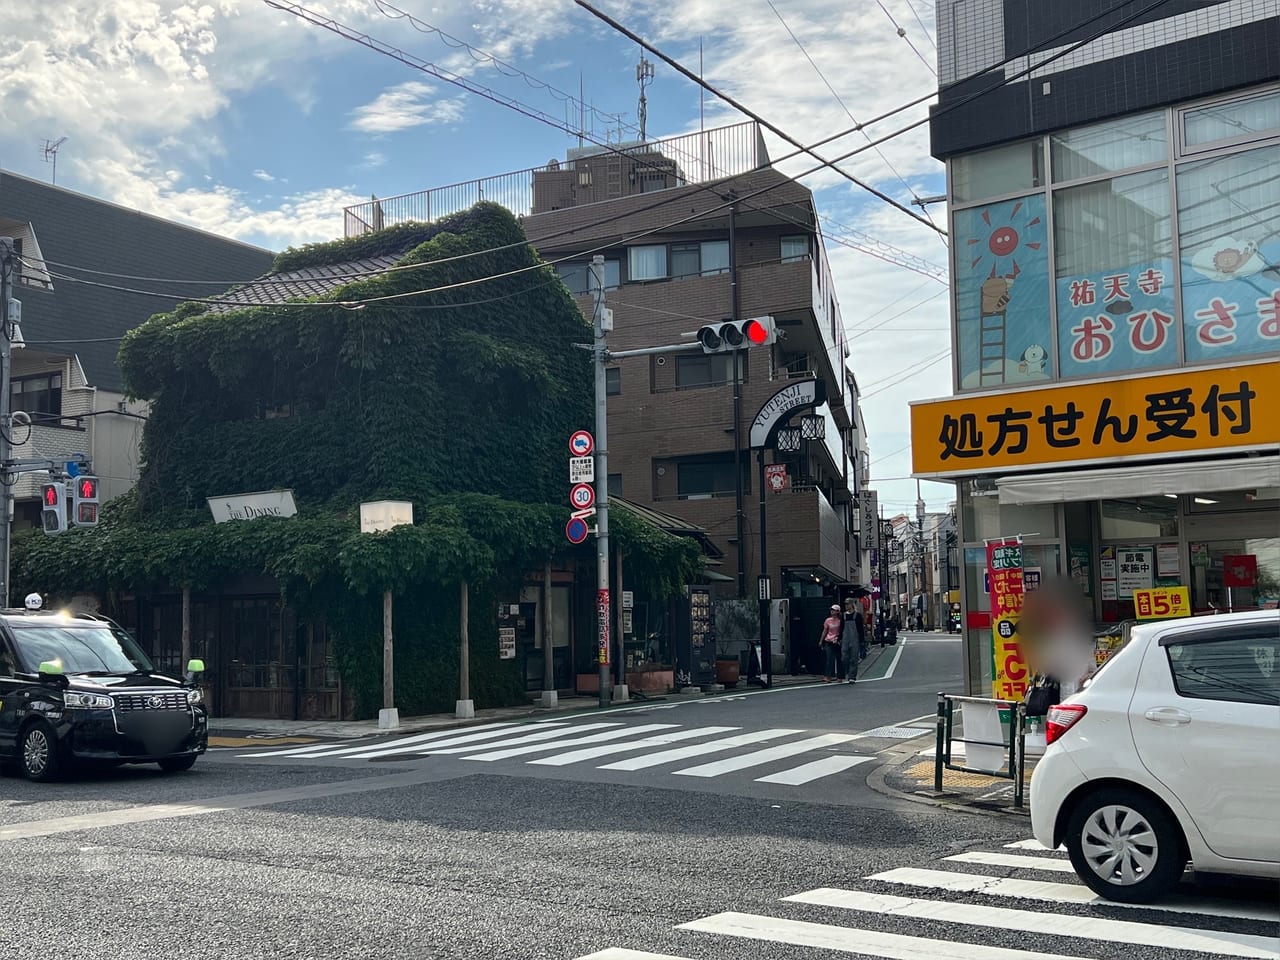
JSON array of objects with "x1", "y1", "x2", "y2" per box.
[
  {"x1": 745, "y1": 319, "x2": 770, "y2": 345},
  {"x1": 43, "y1": 485, "x2": 60, "y2": 506},
  {"x1": 78, "y1": 478, "x2": 98, "y2": 500}
]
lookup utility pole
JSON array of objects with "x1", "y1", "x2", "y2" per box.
[
  {"x1": 916, "y1": 481, "x2": 927, "y2": 631},
  {"x1": 0, "y1": 238, "x2": 14, "y2": 609},
  {"x1": 728, "y1": 198, "x2": 745, "y2": 598},
  {"x1": 589, "y1": 256, "x2": 619, "y2": 707}
]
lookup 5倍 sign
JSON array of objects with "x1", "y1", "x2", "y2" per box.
[
  {"x1": 910, "y1": 359, "x2": 1278, "y2": 476},
  {"x1": 1134, "y1": 586, "x2": 1191, "y2": 620}
]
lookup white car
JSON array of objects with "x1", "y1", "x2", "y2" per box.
[{"x1": 1031, "y1": 609, "x2": 1280, "y2": 903}]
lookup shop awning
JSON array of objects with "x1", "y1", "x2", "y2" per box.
[{"x1": 996, "y1": 456, "x2": 1280, "y2": 506}]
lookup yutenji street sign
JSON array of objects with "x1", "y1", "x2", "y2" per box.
[
  {"x1": 569, "y1": 456, "x2": 595, "y2": 483},
  {"x1": 570, "y1": 482, "x2": 596, "y2": 510},
  {"x1": 565, "y1": 515, "x2": 590, "y2": 545},
  {"x1": 569, "y1": 430, "x2": 595, "y2": 457}
]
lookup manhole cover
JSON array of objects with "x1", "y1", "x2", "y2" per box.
[{"x1": 859, "y1": 726, "x2": 929, "y2": 739}]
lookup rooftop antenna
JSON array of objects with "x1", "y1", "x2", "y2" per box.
[
  {"x1": 636, "y1": 52, "x2": 654, "y2": 142},
  {"x1": 41, "y1": 136, "x2": 68, "y2": 185}
]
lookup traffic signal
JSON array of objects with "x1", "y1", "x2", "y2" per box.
[
  {"x1": 71, "y1": 475, "x2": 99, "y2": 527},
  {"x1": 40, "y1": 482, "x2": 68, "y2": 536},
  {"x1": 696, "y1": 316, "x2": 777, "y2": 353}
]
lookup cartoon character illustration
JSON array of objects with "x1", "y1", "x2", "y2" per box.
[
  {"x1": 960, "y1": 344, "x2": 1050, "y2": 388},
  {"x1": 981, "y1": 276, "x2": 1014, "y2": 315},
  {"x1": 1019, "y1": 344, "x2": 1047, "y2": 376},
  {"x1": 1190, "y1": 236, "x2": 1266, "y2": 282}
]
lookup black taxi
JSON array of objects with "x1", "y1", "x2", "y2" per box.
[{"x1": 0, "y1": 596, "x2": 208, "y2": 781}]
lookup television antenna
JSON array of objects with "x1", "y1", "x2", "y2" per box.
[
  {"x1": 41, "y1": 137, "x2": 69, "y2": 185},
  {"x1": 636, "y1": 54, "x2": 654, "y2": 141}
]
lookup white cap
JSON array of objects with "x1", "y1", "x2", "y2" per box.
[
  {"x1": 24, "y1": 592, "x2": 43, "y2": 611},
  {"x1": 831, "y1": 604, "x2": 841, "y2": 611}
]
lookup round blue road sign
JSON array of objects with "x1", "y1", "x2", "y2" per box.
[{"x1": 565, "y1": 516, "x2": 590, "y2": 544}]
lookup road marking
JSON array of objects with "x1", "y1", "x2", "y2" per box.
[
  {"x1": 945, "y1": 851, "x2": 1077, "y2": 873},
  {"x1": 574, "y1": 951, "x2": 692, "y2": 960},
  {"x1": 672, "y1": 733, "x2": 858, "y2": 778},
  {"x1": 679, "y1": 911, "x2": 1089, "y2": 960},
  {"x1": 1005, "y1": 839, "x2": 1063, "y2": 852},
  {"x1": 421, "y1": 723, "x2": 622, "y2": 756},
  {"x1": 0, "y1": 770, "x2": 440, "y2": 840},
  {"x1": 597, "y1": 729, "x2": 802, "y2": 771},
  {"x1": 869, "y1": 868, "x2": 1280, "y2": 923},
  {"x1": 341, "y1": 723, "x2": 575, "y2": 759},
  {"x1": 241, "y1": 721, "x2": 530, "y2": 759},
  {"x1": 527, "y1": 727, "x2": 739, "y2": 766},
  {"x1": 754, "y1": 754, "x2": 874, "y2": 785},
  {"x1": 857, "y1": 643, "x2": 904, "y2": 682},
  {"x1": 460, "y1": 724, "x2": 677, "y2": 762},
  {"x1": 788, "y1": 887, "x2": 1280, "y2": 959}
]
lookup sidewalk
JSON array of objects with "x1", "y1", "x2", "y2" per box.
[{"x1": 208, "y1": 671, "x2": 827, "y2": 742}]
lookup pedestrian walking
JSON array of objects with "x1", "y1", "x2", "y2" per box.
[
  {"x1": 819, "y1": 604, "x2": 843, "y2": 682},
  {"x1": 841, "y1": 602, "x2": 864, "y2": 683}
]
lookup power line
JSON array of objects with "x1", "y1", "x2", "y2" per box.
[
  {"x1": 875, "y1": 0, "x2": 937, "y2": 76},
  {"x1": 902, "y1": 0, "x2": 938, "y2": 50},
  {"x1": 574, "y1": 0, "x2": 946, "y2": 236},
  {"x1": 862, "y1": 350, "x2": 951, "y2": 398},
  {"x1": 848, "y1": 289, "x2": 948, "y2": 340}
]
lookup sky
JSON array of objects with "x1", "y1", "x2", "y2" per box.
[{"x1": 0, "y1": 0, "x2": 955, "y2": 518}]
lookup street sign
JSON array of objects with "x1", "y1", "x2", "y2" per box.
[
  {"x1": 596, "y1": 589, "x2": 611, "y2": 664},
  {"x1": 765, "y1": 463, "x2": 788, "y2": 493},
  {"x1": 622, "y1": 610, "x2": 633, "y2": 634},
  {"x1": 570, "y1": 482, "x2": 596, "y2": 510},
  {"x1": 621, "y1": 590, "x2": 634, "y2": 609},
  {"x1": 569, "y1": 456, "x2": 595, "y2": 483},
  {"x1": 498, "y1": 627, "x2": 517, "y2": 660},
  {"x1": 758, "y1": 575, "x2": 771, "y2": 601},
  {"x1": 565, "y1": 516, "x2": 590, "y2": 544},
  {"x1": 569, "y1": 430, "x2": 595, "y2": 457}
]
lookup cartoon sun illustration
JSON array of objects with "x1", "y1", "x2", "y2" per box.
[{"x1": 967, "y1": 201, "x2": 1043, "y2": 279}]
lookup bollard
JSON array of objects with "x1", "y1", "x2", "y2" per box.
[{"x1": 934, "y1": 693, "x2": 945, "y2": 794}]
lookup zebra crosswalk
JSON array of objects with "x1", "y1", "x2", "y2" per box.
[
  {"x1": 236, "y1": 719, "x2": 881, "y2": 786},
  {"x1": 572, "y1": 836, "x2": 1280, "y2": 960}
]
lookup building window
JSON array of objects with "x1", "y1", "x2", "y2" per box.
[
  {"x1": 1050, "y1": 110, "x2": 1167, "y2": 182},
  {"x1": 1177, "y1": 144, "x2": 1279, "y2": 363},
  {"x1": 670, "y1": 242, "x2": 700, "y2": 278},
  {"x1": 557, "y1": 260, "x2": 619, "y2": 294},
  {"x1": 675, "y1": 352, "x2": 741, "y2": 388},
  {"x1": 12, "y1": 373, "x2": 62, "y2": 421},
  {"x1": 700, "y1": 240, "x2": 729, "y2": 274},
  {"x1": 607, "y1": 474, "x2": 622, "y2": 497},
  {"x1": 605, "y1": 367, "x2": 621, "y2": 395},
  {"x1": 677, "y1": 456, "x2": 746, "y2": 499},
  {"x1": 781, "y1": 235, "x2": 809, "y2": 263},
  {"x1": 951, "y1": 139, "x2": 1044, "y2": 204},
  {"x1": 1181, "y1": 89, "x2": 1280, "y2": 153},
  {"x1": 628, "y1": 244, "x2": 667, "y2": 280}
]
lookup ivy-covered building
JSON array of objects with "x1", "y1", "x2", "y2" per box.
[{"x1": 13, "y1": 203, "x2": 707, "y2": 720}]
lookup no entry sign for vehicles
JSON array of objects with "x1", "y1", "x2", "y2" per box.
[
  {"x1": 569, "y1": 430, "x2": 594, "y2": 457},
  {"x1": 570, "y1": 483, "x2": 595, "y2": 510}
]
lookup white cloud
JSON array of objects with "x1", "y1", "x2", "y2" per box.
[
  {"x1": 252, "y1": 168, "x2": 275, "y2": 181},
  {"x1": 363, "y1": 151, "x2": 388, "y2": 168},
  {"x1": 348, "y1": 80, "x2": 467, "y2": 133}
]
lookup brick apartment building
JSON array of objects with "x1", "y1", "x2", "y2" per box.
[{"x1": 344, "y1": 122, "x2": 874, "y2": 672}]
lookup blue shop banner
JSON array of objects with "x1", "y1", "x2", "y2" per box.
[
  {"x1": 1182, "y1": 237, "x2": 1280, "y2": 363},
  {"x1": 1056, "y1": 258, "x2": 1179, "y2": 377},
  {"x1": 954, "y1": 195, "x2": 1052, "y2": 390}
]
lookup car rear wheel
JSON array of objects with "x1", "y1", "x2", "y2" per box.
[
  {"x1": 158, "y1": 755, "x2": 198, "y2": 773},
  {"x1": 1065, "y1": 787, "x2": 1186, "y2": 903},
  {"x1": 20, "y1": 720, "x2": 63, "y2": 782}
]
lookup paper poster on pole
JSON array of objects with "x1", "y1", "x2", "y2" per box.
[{"x1": 987, "y1": 539, "x2": 1028, "y2": 702}]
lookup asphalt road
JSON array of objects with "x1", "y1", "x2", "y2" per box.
[{"x1": 2, "y1": 633, "x2": 1275, "y2": 960}]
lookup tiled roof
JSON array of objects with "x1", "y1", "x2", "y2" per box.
[{"x1": 205, "y1": 255, "x2": 403, "y2": 313}]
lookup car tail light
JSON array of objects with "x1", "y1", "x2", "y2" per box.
[{"x1": 1045, "y1": 703, "x2": 1088, "y2": 745}]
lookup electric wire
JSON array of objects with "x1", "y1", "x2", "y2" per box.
[
  {"x1": 848, "y1": 288, "x2": 948, "y2": 341},
  {"x1": 902, "y1": 0, "x2": 938, "y2": 49},
  {"x1": 875, "y1": 0, "x2": 937, "y2": 76},
  {"x1": 861, "y1": 350, "x2": 951, "y2": 398}
]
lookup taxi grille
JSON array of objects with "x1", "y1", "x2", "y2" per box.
[{"x1": 114, "y1": 692, "x2": 189, "y2": 712}]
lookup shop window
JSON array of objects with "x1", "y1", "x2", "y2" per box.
[
  {"x1": 960, "y1": 488, "x2": 1058, "y2": 541},
  {"x1": 1187, "y1": 491, "x2": 1280, "y2": 514},
  {"x1": 1165, "y1": 629, "x2": 1279, "y2": 706},
  {"x1": 951, "y1": 139, "x2": 1044, "y2": 204},
  {"x1": 628, "y1": 245, "x2": 667, "y2": 281},
  {"x1": 781, "y1": 235, "x2": 809, "y2": 263},
  {"x1": 1181, "y1": 89, "x2": 1280, "y2": 153},
  {"x1": 1050, "y1": 110, "x2": 1167, "y2": 182},
  {"x1": 1189, "y1": 538, "x2": 1280, "y2": 614},
  {"x1": 1176, "y1": 144, "x2": 1280, "y2": 364},
  {"x1": 1099, "y1": 497, "x2": 1178, "y2": 540}
]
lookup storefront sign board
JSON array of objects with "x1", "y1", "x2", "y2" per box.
[
  {"x1": 1134, "y1": 586, "x2": 1191, "y2": 620},
  {"x1": 910, "y1": 359, "x2": 1279, "y2": 477},
  {"x1": 987, "y1": 539, "x2": 1028, "y2": 701},
  {"x1": 1117, "y1": 548, "x2": 1155, "y2": 598}
]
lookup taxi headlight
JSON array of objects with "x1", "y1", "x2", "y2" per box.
[
  {"x1": 187, "y1": 688, "x2": 204, "y2": 706},
  {"x1": 64, "y1": 692, "x2": 114, "y2": 710}
]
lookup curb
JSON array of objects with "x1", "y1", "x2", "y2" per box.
[{"x1": 866, "y1": 748, "x2": 1032, "y2": 821}]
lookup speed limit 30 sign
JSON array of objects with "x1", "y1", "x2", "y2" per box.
[{"x1": 570, "y1": 483, "x2": 595, "y2": 510}]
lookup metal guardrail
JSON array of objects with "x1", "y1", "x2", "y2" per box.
[{"x1": 934, "y1": 692, "x2": 1028, "y2": 808}]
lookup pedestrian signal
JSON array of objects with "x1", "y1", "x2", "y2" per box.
[
  {"x1": 71, "y1": 475, "x2": 100, "y2": 527},
  {"x1": 41, "y1": 482, "x2": 68, "y2": 535}
]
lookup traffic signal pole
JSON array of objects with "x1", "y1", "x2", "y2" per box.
[{"x1": 0, "y1": 238, "x2": 13, "y2": 608}]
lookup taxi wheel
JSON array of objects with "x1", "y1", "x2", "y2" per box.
[
  {"x1": 159, "y1": 755, "x2": 198, "y2": 773},
  {"x1": 20, "y1": 720, "x2": 63, "y2": 782}
]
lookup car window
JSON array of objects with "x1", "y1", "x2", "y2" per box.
[
  {"x1": 1165, "y1": 626, "x2": 1280, "y2": 706},
  {"x1": 8, "y1": 622, "x2": 155, "y2": 675}
]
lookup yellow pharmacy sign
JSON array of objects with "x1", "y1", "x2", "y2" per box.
[{"x1": 1133, "y1": 586, "x2": 1191, "y2": 620}]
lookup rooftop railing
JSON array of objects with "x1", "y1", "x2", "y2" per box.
[{"x1": 343, "y1": 121, "x2": 769, "y2": 238}]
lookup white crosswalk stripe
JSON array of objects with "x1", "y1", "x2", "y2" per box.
[
  {"x1": 236, "y1": 721, "x2": 882, "y2": 787},
  {"x1": 572, "y1": 834, "x2": 1280, "y2": 960}
]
